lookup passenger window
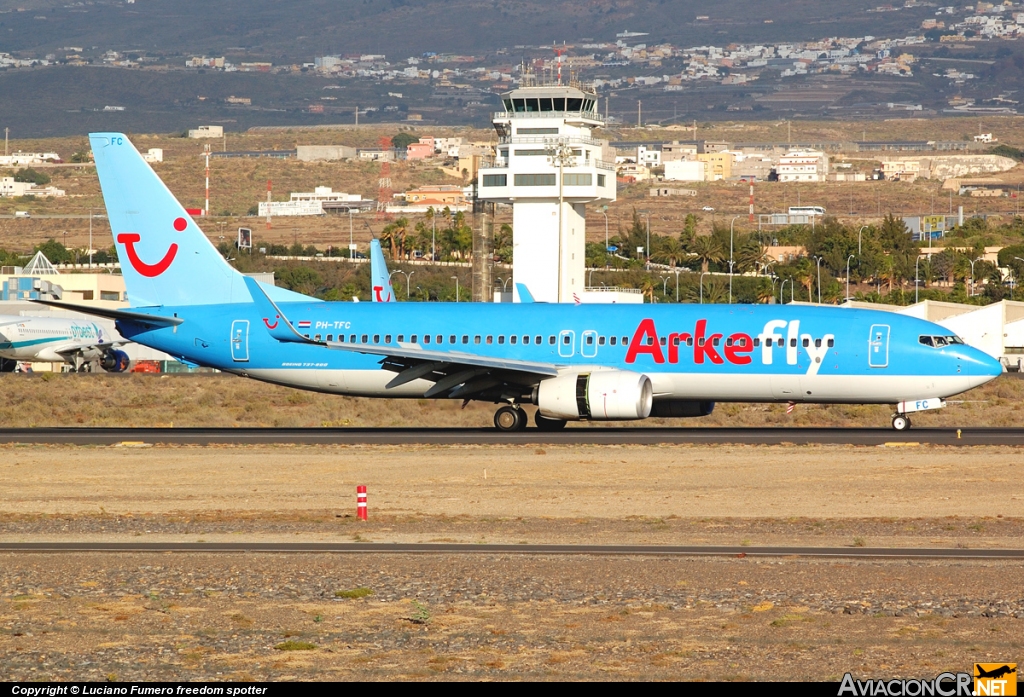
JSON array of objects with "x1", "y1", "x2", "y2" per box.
[
  {"x1": 753, "y1": 338, "x2": 760, "y2": 347},
  {"x1": 598, "y1": 336, "x2": 605, "y2": 346},
  {"x1": 397, "y1": 335, "x2": 404, "y2": 343},
  {"x1": 660, "y1": 337, "x2": 667, "y2": 346},
  {"x1": 698, "y1": 338, "x2": 705, "y2": 347},
  {"x1": 498, "y1": 336, "x2": 505, "y2": 344},
  {"x1": 586, "y1": 335, "x2": 594, "y2": 345},
  {"x1": 511, "y1": 335, "x2": 517, "y2": 344},
  {"x1": 374, "y1": 335, "x2": 380, "y2": 344},
  {"x1": 423, "y1": 335, "x2": 431, "y2": 344},
  {"x1": 686, "y1": 337, "x2": 693, "y2": 346},
  {"x1": 814, "y1": 338, "x2": 821, "y2": 348},
  {"x1": 563, "y1": 335, "x2": 571, "y2": 345},
  {"x1": 712, "y1": 337, "x2": 720, "y2": 347},
  {"x1": 437, "y1": 335, "x2": 443, "y2": 344},
  {"x1": 725, "y1": 338, "x2": 732, "y2": 347},
  {"x1": 672, "y1": 336, "x2": 680, "y2": 346},
  {"x1": 486, "y1": 336, "x2": 493, "y2": 344},
  {"x1": 474, "y1": 335, "x2": 481, "y2": 344},
  {"x1": 790, "y1": 338, "x2": 797, "y2": 347},
  {"x1": 410, "y1": 334, "x2": 417, "y2": 343},
  {"x1": 385, "y1": 335, "x2": 392, "y2": 343},
  {"x1": 315, "y1": 334, "x2": 321, "y2": 342},
  {"x1": 450, "y1": 335, "x2": 456, "y2": 344},
  {"x1": 523, "y1": 335, "x2": 530, "y2": 344},
  {"x1": 827, "y1": 338, "x2": 835, "y2": 348},
  {"x1": 645, "y1": 337, "x2": 654, "y2": 346},
  {"x1": 326, "y1": 334, "x2": 333, "y2": 342},
  {"x1": 304, "y1": 334, "x2": 310, "y2": 339},
  {"x1": 610, "y1": 336, "x2": 617, "y2": 346},
  {"x1": 361, "y1": 334, "x2": 368, "y2": 343},
  {"x1": 548, "y1": 336, "x2": 554, "y2": 345},
  {"x1": 622, "y1": 337, "x2": 628, "y2": 345},
  {"x1": 801, "y1": 338, "x2": 809, "y2": 347},
  {"x1": 538, "y1": 336, "x2": 543, "y2": 344},
  {"x1": 462, "y1": 335, "x2": 469, "y2": 344},
  {"x1": 350, "y1": 334, "x2": 356, "y2": 343},
  {"x1": 765, "y1": 338, "x2": 772, "y2": 347}
]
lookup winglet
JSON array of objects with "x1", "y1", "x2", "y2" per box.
[
  {"x1": 242, "y1": 276, "x2": 323, "y2": 345},
  {"x1": 369, "y1": 239, "x2": 396, "y2": 302},
  {"x1": 515, "y1": 283, "x2": 535, "y2": 303}
]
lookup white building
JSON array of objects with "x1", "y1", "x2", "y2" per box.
[
  {"x1": 0, "y1": 152, "x2": 61, "y2": 166},
  {"x1": 188, "y1": 125, "x2": 224, "y2": 139},
  {"x1": 142, "y1": 148, "x2": 163, "y2": 163},
  {"x1": 476, "y1": 79, "x2": 625, "y2": 303},
  {"x1": 289, "y1": 186, "x2": 363, "y2": 204},
  {"x1": 777, "y1": 150, "x2": 829, "y2": 182},
  {"x1": 664, "y1": 160, "x2": 706, "y2": 182},
  {"x1": 258, "y1": 200, "x2": 324, "y2": 217},
  {"x1": 0, "y1": 177, "x2": 66, "y2": 198}
]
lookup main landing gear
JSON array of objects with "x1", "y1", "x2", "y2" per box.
[
  {"x1": 494, "y1": 405, "x2": 528, "y2": 432},
  {"x1": 492, "y1": 405, "x2": 568, "y2": 432},
  {"x1": 891, "y1": 413, "x2": 912, "y2": 431}
]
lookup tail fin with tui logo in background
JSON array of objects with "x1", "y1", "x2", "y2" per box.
[
  {"x1": 369, "y1": 238, "x2": 396, "y2": 302},
  {"x1": 89, "y1": 132, "x2": 316, "y2": 308}
]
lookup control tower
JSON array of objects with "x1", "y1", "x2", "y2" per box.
[{"x1": 476, "y1": 75, "x2": 616, "y2": 303}]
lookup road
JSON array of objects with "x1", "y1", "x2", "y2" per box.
[
  {"x1": 0, "y1": 426, "x2": 1020, "y2": 445},
  {"x1": 1, "y1": 542, "x2": 1021, "y2": 559}
]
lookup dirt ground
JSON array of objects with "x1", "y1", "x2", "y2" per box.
[{"x1": 1, "y1": 442, "x2": 1022, "y2": 681}]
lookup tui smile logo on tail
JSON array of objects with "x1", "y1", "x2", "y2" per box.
[
  {"x1": 263, "y1": 316, "x2": 280, "y2": 330},
  {"x1": 117, "y1": 217, "x2": 186, "y2": 277}
]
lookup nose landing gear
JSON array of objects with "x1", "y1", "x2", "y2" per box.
[
  {"x1": 494, "y1": 404, "x2": 528, "y2": 432},
  {"x1": 891, "y1": 413, "x2": 912, "y2": 431}
]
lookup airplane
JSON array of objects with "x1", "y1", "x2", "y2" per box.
[
  {"x1": 369, "y1": 238, "x2": 396, "y2": 303},
  {"x1": 35, "y1": 132, "x2": 1005, "y2": 431},
  {"x1": 0, "y1": 315, "x2": 130, "y2": 372}
]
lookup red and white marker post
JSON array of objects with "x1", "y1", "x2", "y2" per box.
[{"x1": 356, "y1": 485, "x2": 368, "y2": 521}]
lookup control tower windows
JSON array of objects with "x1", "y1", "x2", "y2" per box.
[{"x1": 567, "y1": 98, "x2": 583, "y2": 111}]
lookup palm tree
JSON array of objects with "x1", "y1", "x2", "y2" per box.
[
  {"x1": 735, "y1": 236, "x2": 767, "y2": 274},
  {"x1": 653, "y1": 236, "x2": 687, "y2": 268},
  {"x1": 689, "y1": 235, "x2": 722, "y2": 274}
]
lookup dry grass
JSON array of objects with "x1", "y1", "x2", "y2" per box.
[{"x1": 0, "y1": 372, "x2": 1021, "y2": 429}]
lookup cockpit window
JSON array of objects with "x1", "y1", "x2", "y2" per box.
[{"x1": 920, "y1": 334, "x2": 964, "y2": 348}]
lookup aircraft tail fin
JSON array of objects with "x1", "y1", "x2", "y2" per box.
[
  {"x1": 515, "y1": 283, "x2": 535, "y2": 303},
  {"x1": 369, "y1": 239, "x2": 396, "y2": 302},
  {"x1": 91, "y1": 133, "x2": 254, "y2": 308}
]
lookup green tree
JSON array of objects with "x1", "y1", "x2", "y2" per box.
[
  {"x1": 33, "y1": 239, "x2": 71, "y2": 263},
  {"x1": 391, "y1": 132, "x2": 418, "y2": 149},
  {"x1": 689, "y1": 235, "x2": 722, "y2": 274},
  {"x1": 14, "y1": 168, "x2": 50, "y2": 186}
]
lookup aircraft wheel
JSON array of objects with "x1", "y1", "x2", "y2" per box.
[
  {"x1": 891, "y1": 414, "x2": 910, "y2": 431},
  {"x1": 494, "y1": 405, "x2": 524, "y2": 432},
  {"x1": 535, "y1": 413, "x2": 568, "y2": 431}
]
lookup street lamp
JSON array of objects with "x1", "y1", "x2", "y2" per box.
[
  {"x1": 451, "y1": 275, "x2": 460, "y2": 302},
  {"x1": 88, "y1": 208, "x2": 95, "y2": 268},
  {"x1": 968, "y1": 256, "x2": 983, "y2": 297},
  {"x1": 391, "y1": 269, "x2": 414, "y2": 298},
  {"x1": 548, "y1": 139, "x2": 576, "y2": 300},
  {"x1": 858, "y1": 225, "x2": 867, "y2": 257},
  {"x1": 779, "y1": 278, "x2": 788, "y2": 305},
  {"x1": 729, "y1": 215, "x2": 740, "y2": 303},
  {"x1": 674, "y1": 269, "x2": 680, "y2": 302},
  {"x1": 846, "y1": 254, "x2": 855, "y2": 302},
  {"x1": 699, "y1": 271, "x2": 708, "y2": 304},
  {"x1": 639, "y1": 209, "x2": 651, "y2": 268},
  {"x1": 601, "y1": 205, "x2": 609, "y2": 265},
  {"x1": 914, "y1": 255, "x2": 921, "y2": 304},
  {"x1": 660, "y1": 276, "x2": 669, "y2": 298},
  {"x1": 813, "y1": 255, "x2": 822, "y2": 304}
]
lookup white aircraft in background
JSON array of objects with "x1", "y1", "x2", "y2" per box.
[{"x1": 0, "y1": 315, "x2": 130, "y2": 372}]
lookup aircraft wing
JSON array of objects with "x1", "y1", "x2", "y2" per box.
[{"x1": 244, "y1": 276, "x2": 558, "y2": 399}]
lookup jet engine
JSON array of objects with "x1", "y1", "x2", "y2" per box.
[
  {"x1": 535, "y1": 370, "x2": 653, "y2": 421},
  {"x1": 99, "y1": 349, "x2": 131, "y2": 373}
]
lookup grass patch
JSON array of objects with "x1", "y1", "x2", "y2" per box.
[
  {"x1": 334, "y1": 587, "x2": 373, "y2": 599},
  {"x1": 274, "y1": 640, "x2": 317, "y2": 651}
]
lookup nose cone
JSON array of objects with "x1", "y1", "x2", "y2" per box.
[{"x1": 962, "y1": 345, "x2": 1004, "y2": 387}]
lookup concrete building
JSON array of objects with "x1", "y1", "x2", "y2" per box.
[
  {"x1": 476, "y1": 78, "x2": 620, "y2": 303},
  {"x1": 696, "y1": 151, "x2": 733, "y2": 181},
  {"x1": 405, "y1": 142, "x2": 435, "y2": 159},
  {"x1": 142, "y1": 148, "x2": 163, "y2": 164},
  {"x1": 880, "y1": 159, "x2": 921, "y2": 182},
  {"x1": 0, "y1": 177, "x2": 65, "y2": 198},
  {"x1": 0, "y1": 152, "x2": 61, "y2": 166},
  {"x1": 403, "y1": 185, "x2": 466, "y2": 206},
  {"x1": 258, "y1": 200, "x2": 324, "y2": 217},
  {"x1": 296, "y1": 145, "x2": 357, "y2": 162},
  {"x1": 663, "y1": 159, "x2": 705, "y2": 182},
  {"x1": 661, "y1": 142, "x2": 698, "y2": 162},
  {"x1": 188, "y1": 125, "x2": 224, "y2": 139},
  {"x1": 777, "y1": 150, "x2": 829, "y2": 182}
]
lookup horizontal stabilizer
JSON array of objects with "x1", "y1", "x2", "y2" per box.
[
  {"x1": 243, "y1": 276, "x2": 323, "y2": 344},
  {"x1": 30, "y1": 299, "x2": 183, "y2": 327}
]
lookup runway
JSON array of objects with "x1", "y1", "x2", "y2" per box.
[
  {"x1": 1, "y1": 541, "x2": 1022, "y2": 559},
  {"x1": 0, "y1": 426, "x2": 1023, "y2": 445}
]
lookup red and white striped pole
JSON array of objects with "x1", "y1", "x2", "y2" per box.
[
  {"x1": 749, "y1": 181, "x2": 755, "y2": 224},
  {"x1": 356, "y1": 485, "x2": 368, "y2": 521}
]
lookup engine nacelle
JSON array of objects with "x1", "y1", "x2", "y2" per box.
[
  {"x1": 536, "y1": 370, "x2": 653, "y2": 421},
  {"x1": 650, "y1": 400, "x2": 715, "y2": 418},
  {"x1": 100, "y1": 349, "x2": 131, "y2": 373}
]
